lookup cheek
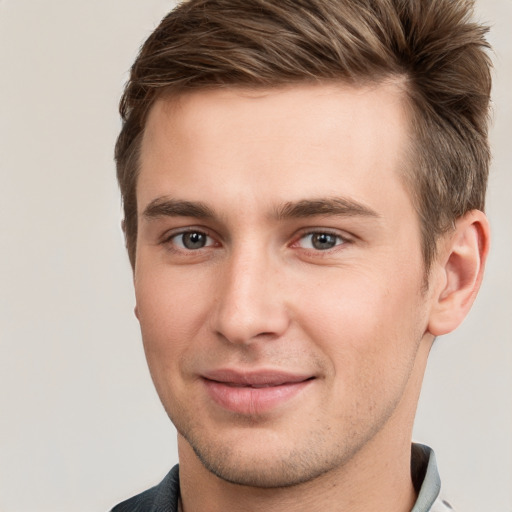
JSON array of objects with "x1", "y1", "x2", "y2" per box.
[
  {"x1": 134, "y1": 266, "x2": 214, "y2": 381},
  {"x1": 134, "y1": 272, "x2": 210, "y2": 420},
  {"x1": 136, "y1": 259, "x2": 213, "y2": 331},
  {"x1": 295, "y1": 275, "x2": 426, "y2": 431},
  {"x1": 296, "y1": 265, "x2": 426, "y2": 380}
]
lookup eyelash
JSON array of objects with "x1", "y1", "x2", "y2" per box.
[
  {"x1": 290, "y1": 229, "x2": 349, "y2": 253},
  {"x1": 161, "y1": 228, "x2": 217, "y2": 252}
]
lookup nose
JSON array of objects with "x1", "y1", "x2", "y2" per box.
[{"x1": 211, "y1": 248, "x2": 290, "y2": 345}]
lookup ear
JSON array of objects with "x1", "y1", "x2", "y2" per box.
[
  {"x1": 427, "y1": 210, "x2": 490, "y2": 337},
  {"x1": 123, "y1": 219, "x2": 139, "y2": 316},
  {"x1": 121, "y1": 219, "x2": 128, "y2": 247}
]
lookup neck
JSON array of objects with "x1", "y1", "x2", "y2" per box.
[{"x1": 178, "y1": 430, "x2": 416, "y2": 512}]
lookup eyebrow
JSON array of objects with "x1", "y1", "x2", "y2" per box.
[
  {"x1": 273, "y1": 198, "x2": 380, "y2": 220},
  {"x1": 142, "y1": 198, "x2": 215, "y2": 220},
  {"x1": 141, "y1": 196, "x2": 380, "y2": 221}
]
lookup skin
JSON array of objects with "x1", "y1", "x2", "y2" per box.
[{"x1": 133, "y1": 83, "x2": 489, "y2": 512}]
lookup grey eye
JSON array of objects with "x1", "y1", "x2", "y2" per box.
[
  {"x1": 299, "y1": 232, "x2": 344, "y2": 250},
  {"x1": 175, "y1": 231, "x2": 211, "y2": 250}
]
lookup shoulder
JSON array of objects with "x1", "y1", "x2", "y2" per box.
[
  {"x1": 110, "y1": 465, "x2": 180, "y2": 512},
  {"x1": 110, "y1": 486, "x2": 160, "y2": 512}
]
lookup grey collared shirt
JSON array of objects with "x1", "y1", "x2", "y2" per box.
[{"x1": 411, "y1": 443, "x2": 454, "y2": 512}]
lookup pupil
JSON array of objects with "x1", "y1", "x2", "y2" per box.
[
  {"x1": 183, "y1": 232, "x2": 206, "y2": 249},
  {"x1": 312, "y1": 233, "x2": 336, "y2": 250}
]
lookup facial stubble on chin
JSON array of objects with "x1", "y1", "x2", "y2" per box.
[
  {"x1": 181, "y1": 424, "x2": 347, "y2": 489},
  {"x1": 172, "y1": 401, "x2": 401, "y2": 490}
]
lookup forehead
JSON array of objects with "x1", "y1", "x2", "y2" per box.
[{"x1": 138, "y1": 82, "x2": 412, "y2": 216}]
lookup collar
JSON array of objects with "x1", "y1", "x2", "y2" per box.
[{"x1": 411, "y1": 443, "x2": 453, "y2": 512}]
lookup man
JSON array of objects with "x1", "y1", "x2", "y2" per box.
[{"x1": 111, "y1": 0, "x2": 492, "y2": 510}]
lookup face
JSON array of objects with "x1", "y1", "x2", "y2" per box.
[{"x1": 135, "y1": 83, "x2": 435, "y2": 487}]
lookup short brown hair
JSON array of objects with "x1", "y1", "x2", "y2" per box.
[{"x1": 115, "y1": 0, "x2": 492, "y2": 270}]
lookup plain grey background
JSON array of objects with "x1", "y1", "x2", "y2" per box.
[{"x1": 0, "y1": 1, "x2": 510, "y2": 510}]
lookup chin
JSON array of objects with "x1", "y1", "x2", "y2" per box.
[
  {"x1": 178, "y1": 422, "x2": 350, "y2": 489},
  {"x1": 193, "y1": 444, "x2": 333, "y2": 488}
]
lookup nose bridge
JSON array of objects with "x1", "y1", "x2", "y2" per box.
[{"x1": 212, "y1": 242, "x2": 289, "y2": 344}]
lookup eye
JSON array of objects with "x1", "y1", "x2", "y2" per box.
[
  {"x1": 297, "y1": 232, "x2": 345, "y2": 251},
  {"x1": 170, "y1": 231, "x2": 215, "y2": 250}
]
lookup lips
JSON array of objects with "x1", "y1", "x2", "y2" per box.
[{"x1": 201, "y1": 369, "x2": 314, "y2": 415}]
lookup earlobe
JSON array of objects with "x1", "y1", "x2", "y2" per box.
[
  {"x1": 427, "y1": 210, "x2": 490, "y2": 337},
  {"x1": 134, "y1": 305, "x2": 140, "y2": 320}
]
